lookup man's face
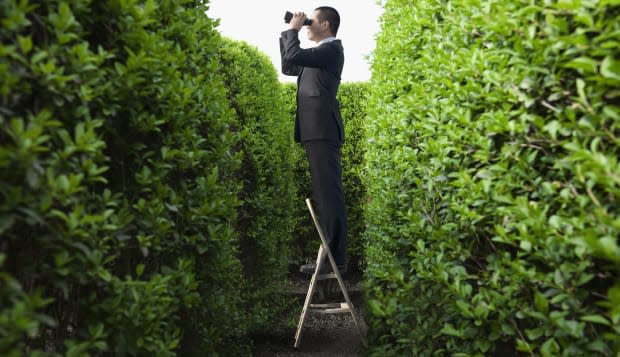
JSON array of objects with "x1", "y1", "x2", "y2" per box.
[{"x1": 306, "y1": 10, "x2": 326, "y2": 42}]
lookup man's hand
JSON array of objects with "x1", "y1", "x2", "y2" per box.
[{"x1": 289, "y1": 12, "x2": 307, "y2": 31}]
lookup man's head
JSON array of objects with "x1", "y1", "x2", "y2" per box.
[{"x1": 307, "y1": 6, "x2": 340, "y2": 42}]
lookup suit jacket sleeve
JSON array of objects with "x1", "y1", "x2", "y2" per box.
[
  {"x1": 280, "y1": 29, "x2": 338, "y2": 72},
  {"x1": 279, "y1": 32, "x2": 302, "y2": 76}
]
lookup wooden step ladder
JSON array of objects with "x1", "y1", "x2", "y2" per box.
[{"x1": 294, "y1": 198, "x2": 367, "y2": 349}]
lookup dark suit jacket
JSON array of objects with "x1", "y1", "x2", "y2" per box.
[{"x1": 279, "y1": 29, "x2": 344, "y2": 144}]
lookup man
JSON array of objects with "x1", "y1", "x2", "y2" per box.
[{"x1": 279, "y1": 7, "x2": 347, "y2": 274}]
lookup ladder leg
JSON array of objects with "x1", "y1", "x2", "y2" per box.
[
  {"x1": 294, "y1": 245, "x2": 327, "y2": 348},
  {"x1": 318, "y1": 235, "x2": 367, "y2": 347},
  {"x1": 331, "y1": 257, "x2": 367, "y2": 347}
]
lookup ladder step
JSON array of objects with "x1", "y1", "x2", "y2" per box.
[
  {"x1": 316, "y1": 273, "x2": 337, "y2": 280},
  {"x1": 310, "y1": 303, "x2": 347, "y2": 308},
  {"x1": 308, "y1": 307, "x2": 351, "y2": 314},
  {"x1": 308, "y1": 302, "x2": 351, "y2": 314}
]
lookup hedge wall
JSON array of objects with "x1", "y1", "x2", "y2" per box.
[
  {"x1": 337, "y1": 82, "x2": 369, "y2": 270},
  {"x1": 281, "y1": 83, "x2": 314, "y2": 264},
  {"x1": 364, "y1": 0, "x2": 620, "y2": 356},
  {"x1": 282, "y1": 82, "x2": 369, "y2": 271},
  {"x1": 216, "y1": 37, "x2": 297, "y2": 335},
  {"x1": 1, "y1": 1, "x2": 295, "y2": 355}
]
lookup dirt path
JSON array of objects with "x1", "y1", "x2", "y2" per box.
[{"x1": 253, "y1": 271, "x2": 367, "y2": 357}]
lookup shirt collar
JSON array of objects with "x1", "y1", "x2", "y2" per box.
[{"x1": 318, "y1": 37, "x2": 337, "y2": 46}]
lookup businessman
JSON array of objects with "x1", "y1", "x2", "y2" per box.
[{"x1": 279, "y1": 7, "x2": 347, "y2": 274}]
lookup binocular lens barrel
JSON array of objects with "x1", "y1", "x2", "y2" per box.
[{"x1": 284, "y1": 11, "x2": 313, "y2": 26}]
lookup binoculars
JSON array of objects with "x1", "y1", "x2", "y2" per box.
[{"x1": 284, "y1": 11, "x2": 313, "y2": 26}]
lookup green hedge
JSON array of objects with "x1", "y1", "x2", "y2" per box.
[
  {"x1": 216, "y1": 37, "x2": 297, "y2": 335},
  {"x1": 0, "y1": 0, "x2": 297, "y2": 355},
  {"x1": 364, "y1": 0, "x2": 620, "y2": 355},
  {"x1": 281, "y1": 83, "x2": 314, "y2": 263},
  {"x1": 336, "y1": 82, "x2": 369, "y2": 270},
  {"x1": 282, "y1": 82, "x2": 369, "y2": 270}
]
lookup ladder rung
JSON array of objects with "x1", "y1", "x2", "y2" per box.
[
  {"x1": 308, "y1": 302, "x2": 350, "y2": 314},
  {"x1": 316, "y1": 273, "x2": 337, "y2": 280},
  {"x1": 310, "y1": 303, "x2": 346, "y2": 308},
  {"x1": 308, "y1": 307, "x2": 351, "y2": 314}
]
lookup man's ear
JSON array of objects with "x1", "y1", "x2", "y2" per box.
[{"x1": 323, "y1": 20, "x2": 330, "y2": 32}]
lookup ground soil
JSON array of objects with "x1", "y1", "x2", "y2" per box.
[{"x1": 252, "y1": 269, "x2": 368, "y2": 357}]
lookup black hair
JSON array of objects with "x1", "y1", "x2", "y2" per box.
[{"x1": 315, "y1": 6, "x2": 340, "y2": 36}]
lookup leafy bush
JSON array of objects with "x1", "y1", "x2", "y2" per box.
[
  {"x1": 281, "y1": 83, "x2": 314, "y2": 262},
  {"x1": 282, "y1": 82, "x2": 369, "y2": 270},
  {"x1": 336, "y1": 82, "x2": 369, "y2": 270},
  {"x1": 1, "y1": 0, "x2": 248, "y2": 355},
  {"x1": 364, "y1": 0, "x2": 620, "y2": 355},
  {"x1": 216, "y1": 37, "x2": 297, "y2": 334}
]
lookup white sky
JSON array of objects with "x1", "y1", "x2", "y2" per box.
[{"x1": 206, "y1": 1, "x2": 383, "y2": 83}]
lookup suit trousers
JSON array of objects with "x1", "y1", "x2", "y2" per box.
[{"x1": 303, "y1": 140, "x2": 347, "y2": 266}]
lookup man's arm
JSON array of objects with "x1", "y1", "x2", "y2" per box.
[
  {"x1": 280, "y1": 29, "x2": 338, "y2": 69},
  {"x1": 279, "y1": 34, "x2": 302, "y2": 76}
]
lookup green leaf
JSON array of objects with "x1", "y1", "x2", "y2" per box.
[
  {"x1": 368, "y1": 299, "x2": 384, "y2": 316},
  {"x1": 540, "y1": 338, "x2": 560, "y2": 357},
  {"x1": 576, "y1": 78, "x2": 587, "y2": 104},
  {"x1": 565, "y1": 57, "x2": 598, "y2": 74},
  {"x1": 65, "y1": 341, "x2": 89, "y2": 357},
  {"x1": 17, "y1": 35, "x2": 32, "y2": 54},
  {"x1": 534, "y1": 291, "x2": 549, "y2": 314},
  {"x1": 57, "y1": 175, "x2": 70, "y2": 192},
  {"x1": 136, "y1": 264, "x2": 145, "y2": 277},
  {"x1": 556, "y1": 0, "x2": 580, "y2": 10},
  {"x1": 525, "y1": 327, "x2": 544, "y2": 340},
  {"x1": 516, "y1": 339, "x2": 532, "y2": 352},
  {"x1": 440, "y1": 323, "x2": 463, "y2": 337},
  {"x1": 97, "y1": 269, "x2": 112, "y2": 282},
  {"x1": 601, "y1": 56, "x2": 620, "y2": 81},
  {"x1": 580, "y1": 314, "x2": 610, "y2": 326},
  {"x1": 520, "y1": 240, "x2": 532, "y2": 252},
  {"x1": 543, "y1": 120, "x2": 561, "y2": 139},
  {"x1": 31, "y1": 50, "x2": 48, "y2": 64}
]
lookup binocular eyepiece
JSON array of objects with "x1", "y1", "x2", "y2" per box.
[{"x1": 284, "y1": 11, "x2": 313, "y2": 26}]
